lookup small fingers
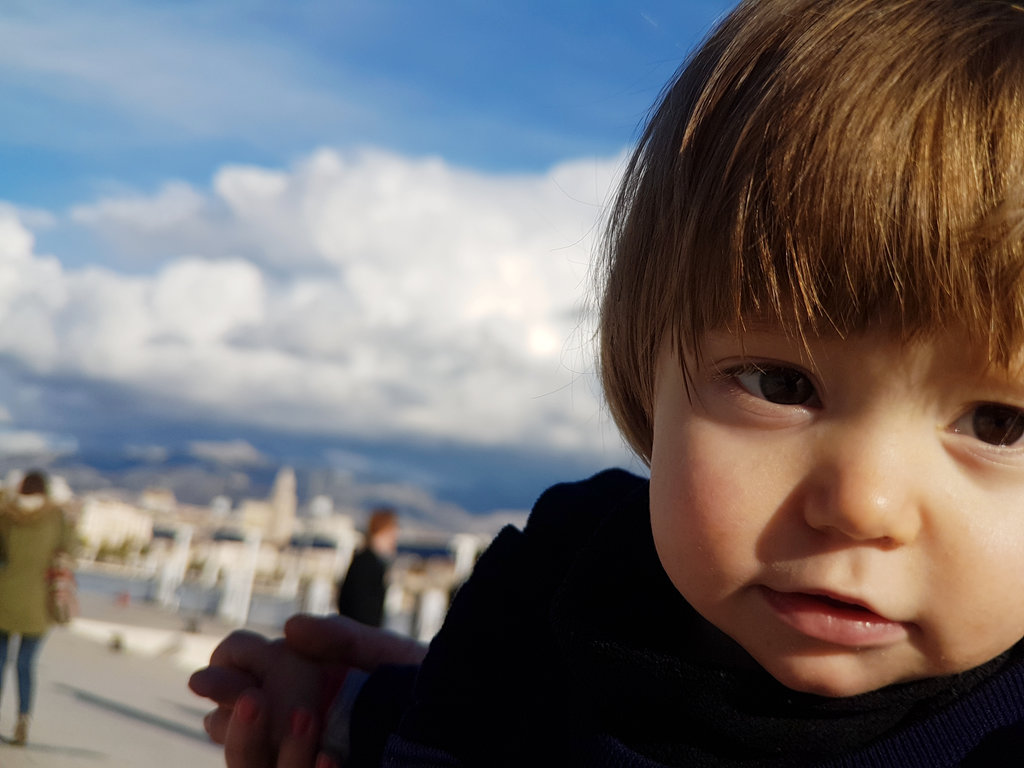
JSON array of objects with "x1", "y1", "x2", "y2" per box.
[
  {"x1": 224, "y1": 689, "x2": 273, "y2": 768},
  {"x1": 203, "y1": 705, "x2": 233, "y2": 744},
  {"x1": 274, "y1": 707, "x2": 319, "y2": 768},
  {"x1": 189, "y1": 664, "x2": 260, "y2": 705}
]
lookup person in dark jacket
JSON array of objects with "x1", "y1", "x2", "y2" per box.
[
  {"x1": 335, "y1": 509, "x2": 398, "y2": 627},
  {"x1": 191, "y1": 1, "x2": 1024, "y2": 765}
]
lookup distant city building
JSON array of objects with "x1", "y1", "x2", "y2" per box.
[
  {"x1": 238, "y1": 499, "x2": 273, "y2": 537},
  {"x1": 139, "y1": 487, "x2": 177, "y2": 514},
  {"x1": 58, "y1": 463, "x2": 503, "y2": 636},
  {"x1": 267, "y1": 466, "x2": 297, "y2": 544},
  {"x1": 78, "y1": 495, "x2": 153, "y2": 559},
  {"x1": 237, "y1": 466, "x2": 298, "y2": 546},
  {"x1": 308, "y1": 494, "x2": 333, "y2": 518},
  {"x1": 210, "y1": 495, "x2": 232, "y2": 519}
]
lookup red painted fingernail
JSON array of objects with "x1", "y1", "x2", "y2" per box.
[
  {"x1": 236, "y1": 694, "x2": 260, "y2": 724},
  {"x1": 291, "y1": 707, "x2": 314, "y2": 737},
  {"x1": 316, "y1": 754, "x2": 337, "y2": 768}
]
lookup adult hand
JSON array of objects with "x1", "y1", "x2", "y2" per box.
[
  {"x1": 190, "y1": 630, "x2": 325, "y2": 746},
  {"x1": 190, "y1": 614, "x2": 425, "y2": 765},
  {"x1": 282, "y1": 613, "x2": 428, "y2": 669},
  {"x1": 190, "y1": 614, "x2": 427, "y2": 761}
]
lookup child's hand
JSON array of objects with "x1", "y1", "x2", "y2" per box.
[{"x1": 222, "y1": 688, "x2": 329, "y2": 768}]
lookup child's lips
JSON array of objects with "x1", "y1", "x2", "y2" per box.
[{"x1": 759, "y1": 586, "x2": 910, "y2": 647}]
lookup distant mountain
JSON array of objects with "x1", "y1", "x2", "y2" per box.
[{"x1": 2, "y1": 430, "x2": 640, "y2": 533}]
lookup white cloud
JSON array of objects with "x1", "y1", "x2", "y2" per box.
[
  {"x1": 188, "y1": 439, "x2": 269, "y2": 468},
  {"x1": 1, "y1": 148, "x2": 632, "y2": 460},
  {"x1": 72, "y1": 182, "x2": 206, "y2": 233},
  {"x1": 0, "y1": 429, "x2": 77, "y2": 458},
  {"x1": 0, "y1": 211, "x2": 69, "y2": 371},
  {"x1": 151, "y1": 257, "x2": 266, "y2": 344},
  {"x1": 124, "y1": 444, "x2": 169, "y2": 464}
]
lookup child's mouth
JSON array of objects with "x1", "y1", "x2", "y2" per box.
[
  {"x1": 759, "y1": 587, "x2": 909, "y2": 647},
  {"x1": 814, "y1": 594, "x2": 873, "y2": 613}
]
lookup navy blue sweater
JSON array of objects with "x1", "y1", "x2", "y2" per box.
[{"x1": 349, "y1": 470, "x2": 1024, "y2": 767}]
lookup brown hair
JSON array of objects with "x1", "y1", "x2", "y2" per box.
[
  {"x1": 18, "y1": 470, "x2": 48, "y2": 497},
  {"x1": 599, "y1": 0, "x2": 1024, "y2": 462},
  {"x1": 367, "y1": 508, "x2": 398, "y2": 538}
]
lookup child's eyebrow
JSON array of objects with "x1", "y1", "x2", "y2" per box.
[{"x1": 960, "y1": 366, "x2": 1024, "y2": 402}]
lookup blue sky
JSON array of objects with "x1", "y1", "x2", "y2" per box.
[
  {"x1": 0, "y1": 0, "x2": 737, "y2": 519},
  {"x1": 2, "y1": 1, "x2": 734, "y2": 204}
]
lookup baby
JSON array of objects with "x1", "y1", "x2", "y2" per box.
[{"x1": 191, "y1": 0, "x2": 1024, "y2": 765}]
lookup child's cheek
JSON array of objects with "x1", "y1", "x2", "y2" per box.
[{"x1": 650, "y1": 434, "x2": 753, "y2": 604}]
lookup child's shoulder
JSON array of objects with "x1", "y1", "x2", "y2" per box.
[
  {"x1": 520, "y1": 468, "x2": 648, "y2": 549},
  {"x1": 463, "y1": 468, "x2": 648, "y2": 591}
]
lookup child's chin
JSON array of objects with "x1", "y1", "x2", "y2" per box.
[{"x1": 761, "y1": 657, "x2": 910, "y2": 699}]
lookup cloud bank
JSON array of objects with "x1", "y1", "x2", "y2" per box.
[{"x1": 1, "y1": 148, "x2": 629, "y2": 463}]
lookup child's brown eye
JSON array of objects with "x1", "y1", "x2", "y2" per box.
[
  {"x1": 970, "y1": 404, "x2": 1024, "y2": 447},
  {"x1": 735, "y1": 366, "x2": 816, "y2": 405}
]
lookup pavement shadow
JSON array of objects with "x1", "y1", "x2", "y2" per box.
[
  {"x1": 167, "y1": 698, "x2": 212, "y2": 720},
  {"x1": 54, "y1": 684, "x2": 212, "y2": 745},
  {"x1": 0, "y1": 734, "x2": 105, "y2": 758}
]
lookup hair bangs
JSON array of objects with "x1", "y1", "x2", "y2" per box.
[
  {"x1": 600, "y1": 0, "x2": 1024, "y2": 461},
  {"x1": 679, "y1": 1, "x2": 1024, "y2": 363}
]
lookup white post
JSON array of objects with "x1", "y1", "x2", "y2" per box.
[
  {"x1": 200, "y1": 545, "x2": 222, "y2": 589},
  {"x1": 218, "y1": 532, "x2": 261, "y2": 626},
  {"x1": 332, "y1": 527, "x2": 357, "y2": 582},
  {"x1": 304, "y1": 574, "x2": 333, "y2": 616},
  {"x1": 414, "y1": 587, "x2": 448, "y2": 642},
  {"x1": 278, "y1": 561, "x2": 301, "y2": 599},
  {"x1": 156, "y1": 524, "x2": 193, "y2": 610},
  {"x1": 450, "y1": 533, "x2": 481, "y2": 582}
]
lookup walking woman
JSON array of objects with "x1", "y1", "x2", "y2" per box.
[{"x1": 0, "y1": 470, "x2": 76, "y2": 745}]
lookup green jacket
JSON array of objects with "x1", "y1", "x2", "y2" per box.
[{"x1": 0, "y1": 495, "x2": 77, "y2": 635}]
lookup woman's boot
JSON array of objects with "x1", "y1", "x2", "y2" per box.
[{"x1": 12, "y1": 713, "x2": 29, "y2": 745}]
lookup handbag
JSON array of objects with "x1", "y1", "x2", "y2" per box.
[{"x1": 46, "y1": 552, "x2": 78, "y2": 624}]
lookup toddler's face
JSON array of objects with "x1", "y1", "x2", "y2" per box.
[{"x1": 648, "y1": 327, "x2": 1024, "y2": 697}]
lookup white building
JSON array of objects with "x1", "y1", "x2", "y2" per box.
[{"x1": 77, "y1": 495, "x2": 154, "y2": 560}]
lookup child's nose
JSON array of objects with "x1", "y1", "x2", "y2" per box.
[{"x1": 802, "y1": 430, "x2": 922, "y2": 546}]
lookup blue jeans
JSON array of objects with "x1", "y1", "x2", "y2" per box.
[{"x1": 0, "y1": 632, "x2": 45, "y2": 715}]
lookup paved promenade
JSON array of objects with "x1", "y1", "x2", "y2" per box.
[{"x1": 0, "y1": 590, "x2": 275, "y2": 768}]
